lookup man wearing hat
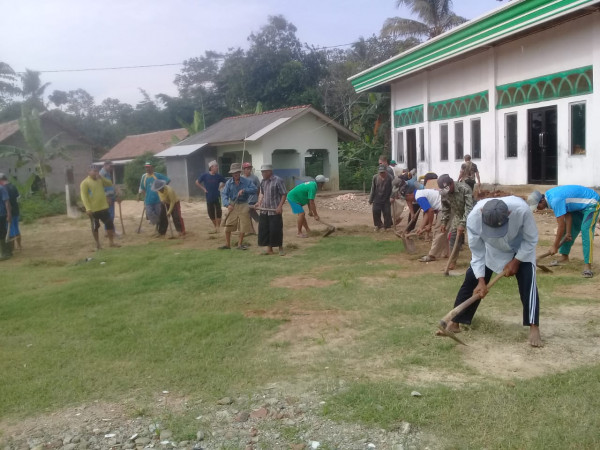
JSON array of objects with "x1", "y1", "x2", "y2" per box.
[
  {"x1": 438, "y1": 174, "x2": 474, "y2": 269},
  {"x1": 242, "y1": 162, "x2": 260, "y2": 227},
  {"x1": 256, "y1": 164, "x2": 287, "y2": 255},
  {"x1": 196, "y1": 160, "x2": 227, "y2": 233},
  {"x1": 80, "y1": 165, "x2": 120, "y2": 249},
  {"x1": 152, "y1": 179, "x2": 185, "y2": 237},
  {"x1": 439, "y1": 196, "x2": 542, "y2": 347},
  {"x1": 286, "y1": 175, "x2": 328, "y2": 238},
  {"x1": 368, "y1": 164, "x2": 393, "y2": 231},
  {"x1": 378, "y1": 155, "x2": 395, "y2": 179},
  {"x1": 138, "y1": 162, "x2": 170, "y2": 236},
  {"x1": 219, "y1": 162, "x2": 258, "y2": 250},
  {"x1": 528, "y1": 185, "x2": 600, "y2": 278}
]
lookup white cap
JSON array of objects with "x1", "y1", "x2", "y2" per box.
[{"x1": 315, "y1": 174, "x2": 329, "y2": 183}]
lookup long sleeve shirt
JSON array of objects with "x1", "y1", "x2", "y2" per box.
[
  {"x1": 221, "y1": 176, "x2": 257, "y2": 207},
  {"x1": 157, "y1": 185, "x2": 179, "y2": 215},
  {"x1": 467, "y1": 196, "x2": 538, "y2": 278},
  {"x1": 139, "y1": 172, "x2": 170, "y2": 205},
  {"x1": 369, "y1": 174, "x2": 392, "y2": 204},
  {"x1": 441, "y1": 181, "x2": 474, "y2": 229},
  {"x1": 80, "y1": 176, "x2": 112, "y2": 212}
]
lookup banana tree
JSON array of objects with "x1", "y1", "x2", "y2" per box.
[{"x1": 0, "y1": 108, "x2": 71, "y2": 198}]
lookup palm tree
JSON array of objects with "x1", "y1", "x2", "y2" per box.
[
  {"x1": 381, "y1": 0, "x2": 468, "y2": 41},
  {"x1": 0, "y1": 62, "x2": 20, "y2": 108},
  {"x1": 0, "y1": 108, "x2": 70, "y2": 197},
  {"x1": 20, "y1": 69, "x2": 50, "y2": 110}
]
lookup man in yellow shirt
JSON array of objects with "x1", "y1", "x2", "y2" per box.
[
  {"x1": 152, "y1": 179, "x2": 185, "y2": 237},
  {"x1": 80, "y1": 165, "x2": 120, "y2": 249}
]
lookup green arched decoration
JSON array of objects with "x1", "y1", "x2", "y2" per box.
[
  {"x1": 394, "y1": 104, "x2": 424, "y2": 128},
  {"x1": 428, "y1": 91, "x2": 489, "y2": 121},
  {"x1": 496, "y1": 66, "x2": 592, "y2": 109}
]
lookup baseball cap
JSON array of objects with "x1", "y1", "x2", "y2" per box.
[
  {"x1": 527, "y1": 190, "x2": 543, "y2": 211},
  {"x1": 208, "y1": 160, "x2": 218, "y2": 168},
  {"x1": 242, "y1": 162, "x2": 252, "y2": 169},
  {"x1": 389, "y1": 160, "x2": 397, "y2": 165},
  {"x1": 315, "y1": 174, "x2": 329, "y2": 183},
  {"x1": 437, "y1": 174, "x2": 453, "y2": 189},
  {"x1": 481, "y1": 199, "x2": 510, "y2": 238},
  {"x1": 144, "y1": 161, "x2": 153, "y2": 167},
  {"x1": 377, "y1": 165, "x2": 386, "y2": 173}
]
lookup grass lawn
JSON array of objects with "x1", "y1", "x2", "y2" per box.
[{"x1": 1, "y1": 235, "x2": 599, "y2": 448}]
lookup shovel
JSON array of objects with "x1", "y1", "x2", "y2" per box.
[
  {"x1": 535, "y1": 235, "x2": 568, "y2": 273},
  {"x1": 444, "y1": 229, "x2": 464, "y2": 276},
  {"x1": 437, "y1": 270, "x2": 506, "y2": 345},
  {"x1": 317, "y1": 218, "x2": 336, "y2": 237}
]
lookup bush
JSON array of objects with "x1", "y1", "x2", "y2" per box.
[{"x1": 19, "y1": 193, "x2": 66, "y2": 224}]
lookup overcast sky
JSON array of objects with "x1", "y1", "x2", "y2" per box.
[{"x1": 1, "y1": 0, "x2": 506, "y2": 106}]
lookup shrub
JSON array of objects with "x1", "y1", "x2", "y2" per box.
[{"x1": 19, "y1": 193, "x2": 66, "y2": 224}]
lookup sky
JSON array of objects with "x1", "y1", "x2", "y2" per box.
[{"x1": 1, "y1": 0, "x2": 506, "y2": 106}]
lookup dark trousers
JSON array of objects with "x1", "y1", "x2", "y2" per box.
[
  {"x1": 166, "y1": 202, "x2": 185, "y2": 233},
  {"x1": 157, "y1": 204, "x2": 168, "y2": 235},
  {"x1": 372, "y1": 202, "x2": 393, "y2": 229},
  {"x1": 0, "y1": 216, "x2": 12, "y2": 257},
  {"x1": 258, "y1": 214, "x2": 283, "y2": 248},
  {"x1": 453, "y1": 263, "x2": 539, "y2": 326}
]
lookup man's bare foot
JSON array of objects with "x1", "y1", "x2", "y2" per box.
[
  {"x1": 109, "y1": 243, "x2": 121, "y2": 248},
  {"x1": 447, "y1": 262, "x2": 456, "y2": 270},
  {"x1": 529, "y1": 325, "x2": 543, "y2": 347},
  {"x1": 435, "y1": 321, "x2": 461, "y2": 336},
  {"x1": 556, "y1": 254, "x2": 569, "y2": 263}
]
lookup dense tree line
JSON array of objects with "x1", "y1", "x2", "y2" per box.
[{"x1": 0, "y1": 1, "x2": 468, "y2": 188}]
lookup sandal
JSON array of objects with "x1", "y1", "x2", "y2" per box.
[
  {"x1": 419, "y1": 255, "x2": 436, "y2": 262},
  {"x1": 549, "y1": 260, "x2": 564, "y2": 267},
  {"x1": 582, "y1": 270, "x2": 594, "y2": 278},
  {"x1": 218, "y1": 245, "x2": 231, "y2": 250}
]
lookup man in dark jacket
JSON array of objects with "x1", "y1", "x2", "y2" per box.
[{"x1": 369, "y1": 165, "x2": 393, "y2": 231}]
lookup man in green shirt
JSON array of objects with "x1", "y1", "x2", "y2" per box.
[
  {"x1": 80, "y1": 165, "x2": 120, "y2": 250},
  {"x1": 286, "y1": 175, "x2": 328, "y2": 238}
]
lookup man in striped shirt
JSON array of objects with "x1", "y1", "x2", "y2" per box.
[
  {"x1": 256, "y1": 164, "x2": 287, "y2": 255},
  {"x1": 528, "y1": 185, "x2": 600, "y2": 278}
]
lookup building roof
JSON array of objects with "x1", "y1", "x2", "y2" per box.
[
  {"x1": 0, "y1": 118, "x2": 20, "y2": 143},
  {"x1": 349, "y1": 0, "x2": 600, "y2": 93},
  {"x1": 176, "y1": 105, "x2": 359, "y2": 148},
  {"x1": 101, "y1": 128, "x2": 188, "y2": 161}
]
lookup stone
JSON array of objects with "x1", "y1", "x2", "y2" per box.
[
  {"x1": 410, "y1": 391, "x2": 422, "y2": 397},
  {"x1": 216, "y1": 397, "x2": 233, "y2": 405},
  {"x1": 196, "y1": 431, "x2": 205, "y2": 441},
  {"x1": 290, "y1": 444, "x2": 305, "y2": 450},
  {"x1": 235, "y1": 411, "x2": 250, "y2": 423},
  {"x1": 63, "y1": 444, "x2": 77, "y2": 450},
  {"x1": 135, "y1": 437, "x2": 152, "y2": 446},
  {"x1": 160, "y1": 430, "x2": 173, "y2": 440},
  {"x1": 123, "y1": 443, "x2": 136, "y2": 449},
  {"x1": 250, "y1": 407, "x2": 268, "y2": 419}
]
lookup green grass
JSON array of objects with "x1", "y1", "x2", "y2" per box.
[
  {"x1": 18, "y1": 193, "x2": 66, "y2": 224},
  {"x1": 1, "y1": 235, "x2": 599, "y2": 448}
]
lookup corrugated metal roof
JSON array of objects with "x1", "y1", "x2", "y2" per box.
[
  {"x1": 178, "y1": 105, "x2": 358, "y2": 146},
  {"x1": 155, "y1": 143, "x2": 207, "y2": 157},
  {"x1": 0, "y1": 119, "x2": 20, "y2": 143}
]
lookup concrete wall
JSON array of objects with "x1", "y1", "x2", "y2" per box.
[{"x1": 390, "y1": 11, "x2": 599, "y2": 186}]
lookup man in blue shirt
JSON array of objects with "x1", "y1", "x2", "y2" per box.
[
  {"x1": 195, "y1": 160, "x2": 226, "y2": 233},
  {"x1": 0, "y1": 178, "x2": 12, "y2": 261},
  {"x1": 528, "y1": 185, "x2": 600, "y2": 278},
  {"x1": 138, "y1": 162, "x2": 170, "y2": 236},
  {"x1": 219, "y1": 162, "x2": 257, "y2": 250}
]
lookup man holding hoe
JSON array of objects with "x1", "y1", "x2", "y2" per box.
[
  {"x1": 438, "y1": 197, "x2": 542, "y2": 347},
  {"x1": 286, "y1": 175, "x2": 328, "y2": 238},
  {"x1": 80, "y1": 165, "x2": 120, "y2": 250}
]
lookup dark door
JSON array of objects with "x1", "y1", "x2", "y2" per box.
[
  {"x1": 406, "y1": 128, "x2": 417, "y2": 171},
  {"x1": 528, "y1": 106, "x2": 557, "y2": 184}
]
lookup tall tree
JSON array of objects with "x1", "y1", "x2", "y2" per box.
[
  {"x1": 381, "y1": 0, "x2": 467, "y2": 40},
  {"x1": 0, "y1": 62, "x2": 20, "y2": 109},
  {"x1": 20, "y1": 69, "x2": 50, "y2": 111}
]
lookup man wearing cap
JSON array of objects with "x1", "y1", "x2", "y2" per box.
[
  {"x1": 99, "y1": 161, "x2": 120, "y2": 236},
  {"x1": 256, "y1": 164, "x2": 287, "y2": 255},
  {"x1": 242, "y1": 162, "x2": 260, "y2": 228},
  {"x1": 0, "y1": 173, "x2": 21, "y2": 252},
  {"x1": 0, "y1": 175, "x2": 12, "y2": 260},
  {"x1": 368, "y1": 164, "x2": 393, "y2": 231},
  {"x1": 196, "y1": 160, "x2": 227, "y2": 233},
  {"x1": 219, "y1": 162, "x2": 258, "y2": 250},
  {"x1": 152, "y1": 179, "x2": 185, "y2": 237},
  {"x1": 286, "y1": 175, "x2": 328, "y2": 238},
  {"x1": 80, "y1": 165, "x2": 120, "y2": 249},
  {"x1": 528, "y1": 186, "x2": 600, "y2": 278},
  {"x1": 390, "y1": 160, "x2": 403, "y2": 178},
  {"x1": 138, "y1": 162, "x2": 170, "y2": 236},
  {"x1": 439, "y1": 196, "x2": 542, "y2": 347},
  {"x1": 378, "y1": 155, "x2": 395, "y2": 179},
  {"x1": 438, "y1": 174, "x2": 474, "y2": 269}
]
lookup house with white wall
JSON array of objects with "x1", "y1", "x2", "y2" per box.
[
  {"x1": 349, "y1": 0, "x2": 600, "y2": 186},
  {"x1": 156, "y1": 105, "x2": 359, "y2": 199}
]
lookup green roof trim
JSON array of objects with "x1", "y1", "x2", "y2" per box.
[
  {"x1": 428, "y1": 91, "x2": 489, "y2": 121},
  {"x1": 394, "y1": 105, "x2": 424, "y2": 127},
  {"x1": 350, "y1": 0, "x2": 598, "y2": 93},
  {"x1": 496, "y1": 66, "x2": 593, "y2": 109}
]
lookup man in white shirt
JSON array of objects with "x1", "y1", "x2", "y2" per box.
[
  {"x1": 438, "y1": 196, "x2": 542, "y2": 347},
  {"x1": 415, "y1": 189, "x2": 448, "y2": 262}
]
